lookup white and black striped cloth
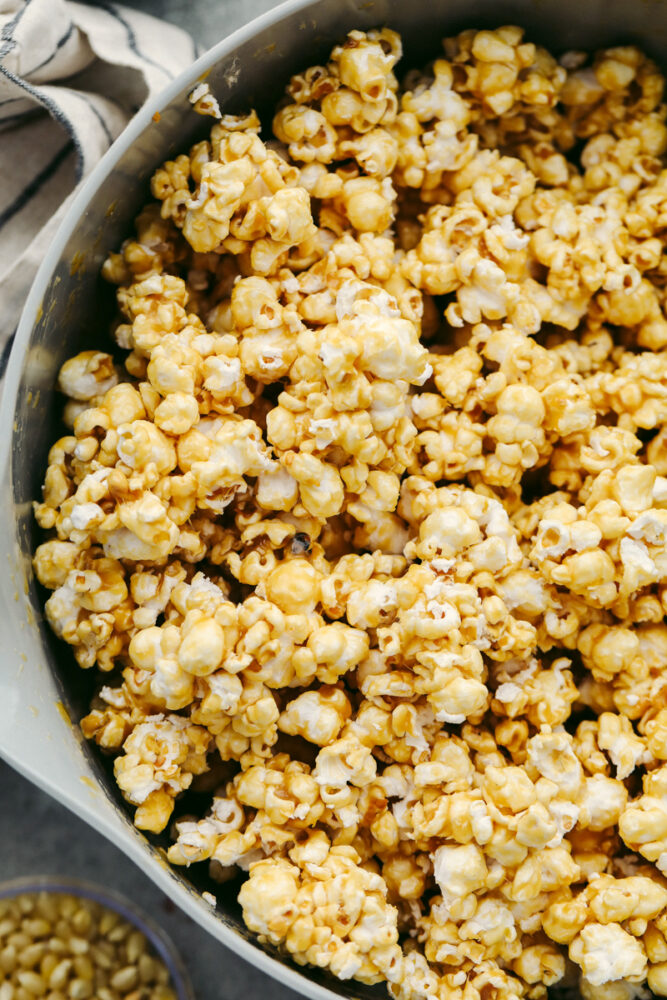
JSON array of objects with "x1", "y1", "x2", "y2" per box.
[{"x1": 0, "y1": 0, "x2": 196, "y2": 358}]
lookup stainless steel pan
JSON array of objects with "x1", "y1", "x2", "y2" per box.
[{"x1": 2, "y1": 0, "x2": 666, "y2": 996}]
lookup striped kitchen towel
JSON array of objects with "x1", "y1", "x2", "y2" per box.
[{"x1": 0, "y1": 0, "x2": 197, "y2": 357}]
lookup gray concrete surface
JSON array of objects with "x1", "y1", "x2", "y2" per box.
[
  {"x1": 0, "y1": 761, "x2": 298, "y2": 1000},
  {"x1": 0, "y1": 3, "x2": 301, "y2": 999}
]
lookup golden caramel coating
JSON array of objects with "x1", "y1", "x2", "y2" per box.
[
  {"x1": 113, "y1": 714, "x2": 211, "y2": 832},
  {"x1": 239, "y1": 839, "x2": 401, "y2": 983},
  {"x1": 34, "y1": 23, "x2": 667, "y2": 1000}
]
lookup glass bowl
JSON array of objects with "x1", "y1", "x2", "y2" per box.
[{"x1": 0, "y1": 875, "x2": 195, "y2": 1000}]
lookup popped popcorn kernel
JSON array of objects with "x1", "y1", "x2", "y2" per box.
[
  {"x1": 570, "y1": 923, "x2": 647, "y2": 986},
  {"x1": 58, "y1": 351, "x2": 119, "y2": 401},
  {"x1": 239, "y1": 843, "x2": 400, "y2": 983},
  {"x1": 114, "y1": 715, "x2": 211, "y2": 832}
]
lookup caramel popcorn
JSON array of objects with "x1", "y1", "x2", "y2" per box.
[
  {"x1": 113, "y1": 714, "x2": 211, "y2": 832},
  {"x1": 35, "y1": 23, "x2": 667, "y2": 1000}
]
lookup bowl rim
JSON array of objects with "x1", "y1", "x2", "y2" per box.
[
  {"x1": 0, "y1": 874, "x2": 195, "y2": 1000},
  {"x1": 0, "y1": 2, "x2": 374, "y2": 999}
]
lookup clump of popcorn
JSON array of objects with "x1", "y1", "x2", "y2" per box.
[
  {"x1": 34, "y1": 22, "x2": 667, "y2": 1000},
  {"x1": 239, "y1": 837, "x2": 401, "y2": 983},
  {"x1": 113, "y1": 714, "x2": 211, "y2": 831}
]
